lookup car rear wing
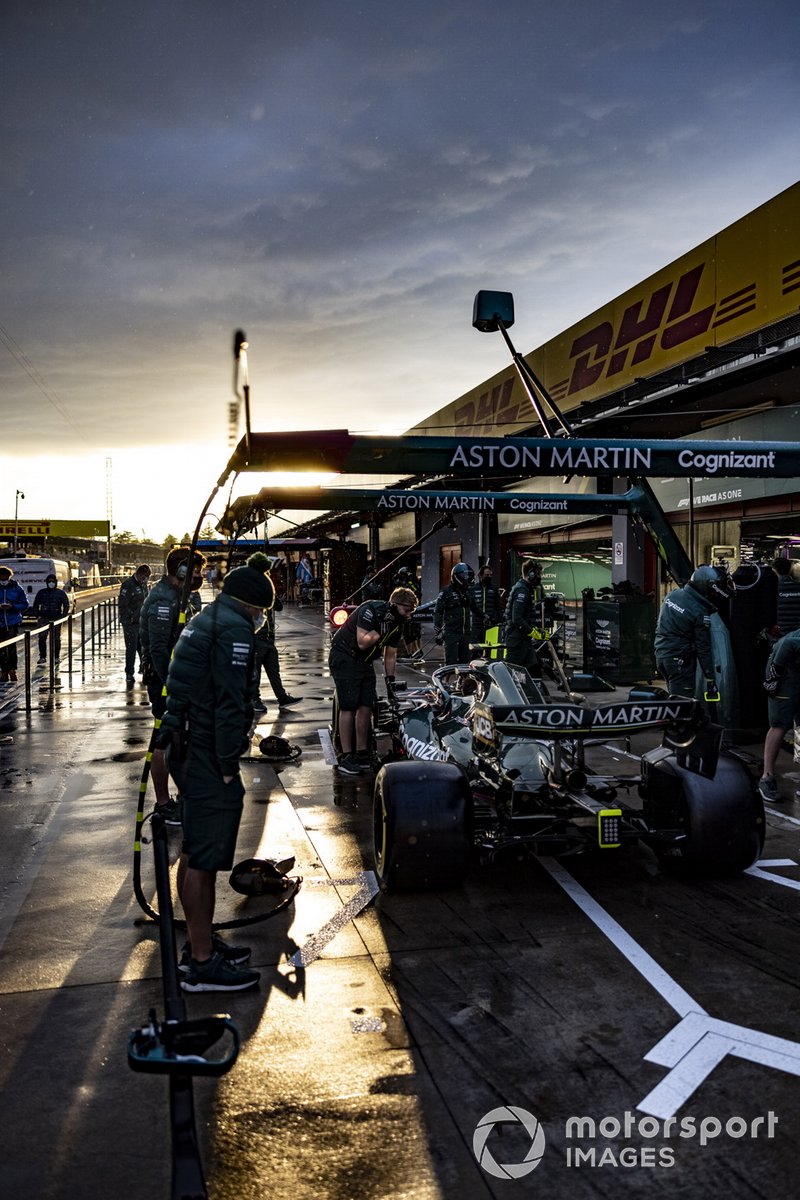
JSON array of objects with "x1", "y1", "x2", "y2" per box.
[{"x1": 471, "y1": 697, "x2": 722, "y2": 778}]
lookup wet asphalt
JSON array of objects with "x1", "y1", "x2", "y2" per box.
[{"x1": 0, "y1": 599, "x2": 799, "y2": 1199}]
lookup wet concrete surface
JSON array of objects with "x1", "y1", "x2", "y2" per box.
[{"x1": 1, "y1": 603, "x2": 799, "y2": 1198}]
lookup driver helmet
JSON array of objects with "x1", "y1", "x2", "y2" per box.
[
  {"x1": 451, "y1": 562, "x2": 474, "y2": 587},
  {"x1": 688, "y1": 564, "x2": 735, "y2": 607}
]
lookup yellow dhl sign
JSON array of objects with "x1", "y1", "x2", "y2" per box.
[{"x1": 416, "y1": 181, "x2": 800, "y2": 434}]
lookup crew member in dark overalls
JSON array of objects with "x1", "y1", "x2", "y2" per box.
[
  {"x1": 469, "y1": 564, "x2": 503, "y2": 656},
  {"x1": 161, "y1": 561, "x2": 273, "y2": 993},
  {"x1": 140, "y1": 546, "x2": 207, "y2": 824},
  {"x1": 248, "y1": 552, "x2": 300, "y2": 712},
  {"x1": 118, "y1": 564, "x2": 151, "y2": 684},
  {"x1": 433, "y1": 563, "x2": 482, "y2": 665},
  {"x1": 654, "y1": 564, "x2": 734, "y2": 696},
  {"x1": 329, "y1": 586, "x2": 418, "y2": 775},
  {"x1": 503, "y1": 560, "x2": 546, "y2": 675}
]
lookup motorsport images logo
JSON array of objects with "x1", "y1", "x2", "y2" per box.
[{"x1": 472, "y1": 1106, "x2": 546, "y2": 1180}]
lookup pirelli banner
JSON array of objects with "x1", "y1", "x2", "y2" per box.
[
  {"x1": 411, "y1": 182, "x2": 800, "y2": 434},
  {"x1": 233, "y1": 431, "x2": 800, "y2": 480}
]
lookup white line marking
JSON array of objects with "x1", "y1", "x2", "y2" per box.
[
  {"x1": 287, "y1": 871, "x2": 379, "y2": 968},
  {"x1": 539, "y1": 856, "x2": 800, "y2": 1117},
  {"x1": 539, "y1": 857, "x2": 701, "y2": 1017},
  {"x1": 640, "y1": 1014, "x2": 800, "y2": 1118},
  {"x1": 746, "y1": 860, "x2": 800, "y2": 891},
  {"x1": 764, "y1": 805, "x2": 800, "y2": 826}
]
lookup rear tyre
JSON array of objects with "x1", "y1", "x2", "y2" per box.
[
  {"x1": 373, "y1": 761, "x2": 472, "y2": 891},
  {"x1": 646, "y1": 751, "x2": 765, "y2": 877}
]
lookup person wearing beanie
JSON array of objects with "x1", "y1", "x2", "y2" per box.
[
  {"x1": 140, "y1": 546, "x2": 207, "y2": 824},
  {"x1": 328, "y1": 585, "x2": 418, "y2": 775},
  {"x1": 158, "y1": 558, "x2": 275, "y2": 993},
  {"x1": 245, "y1": 553, "x2": 300, "y2": 713}
]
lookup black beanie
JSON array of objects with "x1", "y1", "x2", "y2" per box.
[{"x1": 222, "y1": 566, "x2": 275, "y2": 608}]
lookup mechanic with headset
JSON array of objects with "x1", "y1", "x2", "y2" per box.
[
  {"x1": 433, "y1": 562, "x2": 483, "y2": 666},
  {"x1": 654, "y1": 564, "x2": 734, "y2": 698},
  {"x1": 329, "y1": 586, "x2": 418, "y2": 776},
  {"x1": 469, "y1": 563, "x2": 503, "y2": 656},
  {"x1": 140, "y1": 546, "x2": 207, "y2": 825},
  {"x1": 502, "y1": 559, "x2": 547, "y2": 675},
  {"x1": 160, "y1": 560, "x2": 273, "y2": 993}
]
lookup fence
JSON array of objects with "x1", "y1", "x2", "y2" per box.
[{"x1": 0, "y1": 598, "x2": 119, "y2": 713}]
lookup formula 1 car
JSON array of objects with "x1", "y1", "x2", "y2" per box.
[{"x1": 372, "y1": 658, "x2": 765, "y2": 890}]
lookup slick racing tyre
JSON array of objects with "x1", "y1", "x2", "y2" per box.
[
  {"x1": 646, "y1": 751, "x2": 765, "y2": 877},
  {"x1": 373, "y1": 760, "x2": 472, "y2": 891}
]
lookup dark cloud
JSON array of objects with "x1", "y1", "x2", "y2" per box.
[{"x1": 2, "y1": 0, "x2": 799, "y2": 469}]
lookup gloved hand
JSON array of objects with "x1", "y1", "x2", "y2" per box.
[
  {"x1": 434, "y1": 630, "x2": 444, "y2": 646},
  {"x1": 704, "y1": 679, "x2": 720, "y2": 702},
  {"x1": 483, "y1": 615, "x2": 493, "y2": 628}
]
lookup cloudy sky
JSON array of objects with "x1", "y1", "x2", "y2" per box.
[{"x1": 2, "y1": 0, "x2": 799, "y2": 542}]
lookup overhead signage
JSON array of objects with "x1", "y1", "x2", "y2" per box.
[
  {"x1": 234, "y1": 431, "x2": 800, "y2": 480},
  {"x1": 412, "y1": 182, "x2": 800, "y2": 434},
  {"x1": 234, "y1": 487, "x2": 633, "y2": 518},
  {"x1": 0, "y1": 519, "x2": 110, "y2": 538}
]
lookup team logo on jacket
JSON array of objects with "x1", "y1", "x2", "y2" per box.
[{"x1": 231, "y1": 640, "x2": 250, "y2": 667}]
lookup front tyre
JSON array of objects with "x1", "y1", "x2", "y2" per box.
[{"x1": 373, "y1": 761, "x2": 472, "y2": 891}]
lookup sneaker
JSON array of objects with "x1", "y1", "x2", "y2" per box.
[
  {"x1": 179, "y1": 934, "x2": 252, "y2": 973},
  {"x1": 355, "y1": 750, "x2": 374, "y2": 773},
  {"x1": 278, "y1": 694, "x2": 300, "y2": 707},
  {"x1": 253, "y1": 697, "x2": 267, "y2": 712},
  {"x1": 38, "y1": 655, "x2": 47, "y2": 663},
  {"x1": 336, "y1": 753, "x2": 363, "y2": 776},
  {"x1": 154, "y1": 797, "x2": 183, "y2": 826},
  {"x1": 180, "y1": 950, "x2": 260, "y2": 993},
  {"x1": 758, "y1": 775, "x2": 781, "y2": 803}
]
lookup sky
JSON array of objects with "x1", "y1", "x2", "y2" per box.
[{"x1": 2, "y1": 0, "x2": 799, "y2": 543}]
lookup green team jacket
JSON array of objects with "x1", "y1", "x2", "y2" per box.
[
  {"x1": 653, "y1": 583, "x2": 716, "y2": 678},
  {"x1": 434, "y1": 583, "x2": 482, "y2": 637},
  {"x1": 504, "y1": 579, "x2": 544, "y2": 636},
  {"x1": 160, "y1": 594, "x2": 259, "y2": 778},
  {"x1": 139, "y1": 576, "x2": 183, "y2": 681}
]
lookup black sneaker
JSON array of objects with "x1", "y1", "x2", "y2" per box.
[
  {"x1": 355, "y1": 751, "x2": 374, "y2": 773},
  {"x1": 180, "y1": 951, "x2": 260, "y2": 993},
  {"x1": 154, "y1": 797, "x2": 182, "y2": 826},
  {"x1": 278, "y1": 694, "x2": 300, "y2": 707},
  {"x1": 336, "y1": 753, "x2": 362, "y2": 776},
  {"x1": 253, "y1": 697, "x2": 267, "y2": 712},
  {"x1": 179, "y1": 934, "x2": 252, "y2": 973}
]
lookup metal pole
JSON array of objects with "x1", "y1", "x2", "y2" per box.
[
  {"x1": 23, "y1": 629, "x2": 31, "y2": 713},
  {"x1": 67, "y1": 614, "x2": 73, "y2": 678},
  {"x1": 13, "y1": 489, "x2": 24, "y2": 554}
]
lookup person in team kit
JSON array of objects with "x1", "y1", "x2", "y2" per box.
[{"x1": 328, "y1": 587, "x2": 418, "y2": 775}]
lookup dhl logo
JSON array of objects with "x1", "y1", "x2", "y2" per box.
[
  {"x1": 452, "y1": 256, "x2": 800, "y2": 432},
  {"x1": 555, "y1": 262, "x2": 755, "y2": 400}
]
